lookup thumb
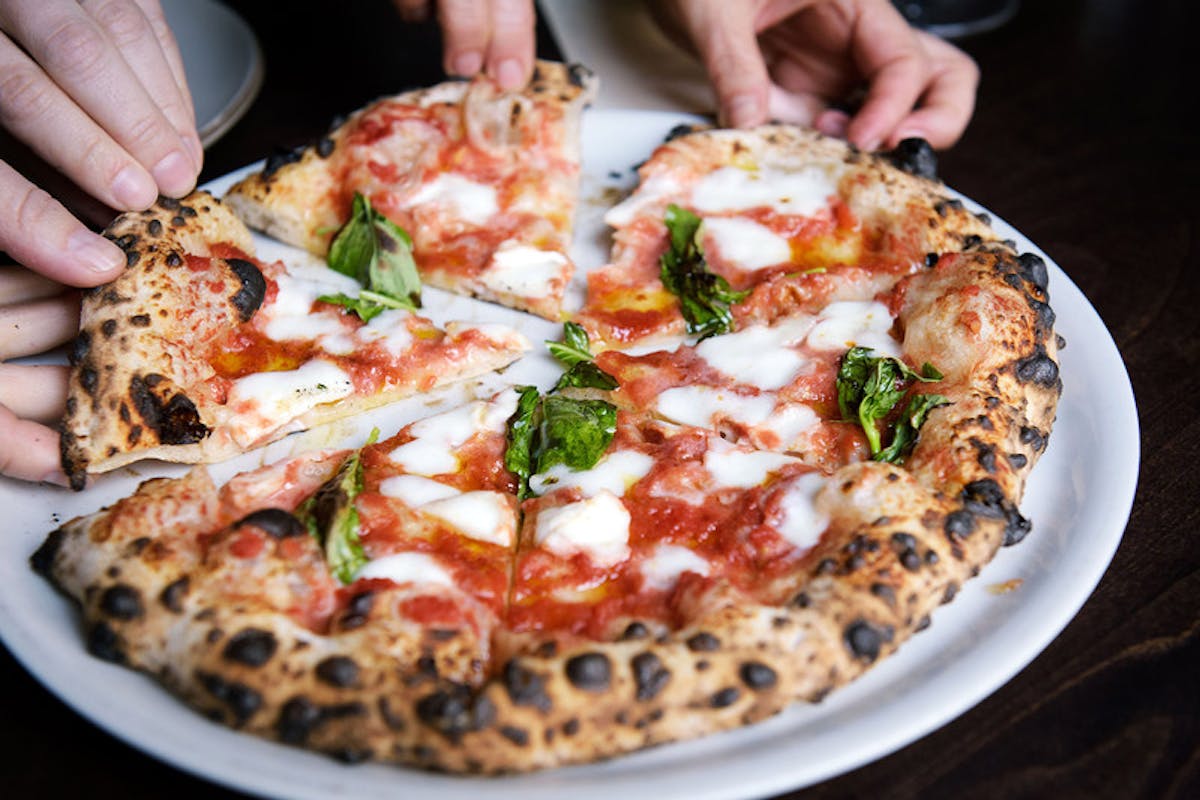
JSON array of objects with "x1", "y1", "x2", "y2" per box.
[{"x1": 688, "y1": 5, "x2": 771, "y2": 128}]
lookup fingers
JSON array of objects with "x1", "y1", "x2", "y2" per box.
[
  {"x1": 675, "y1": 0, "x2": 772, "y2": 127},
  {"x1": 0, "y1": 291, "x2": 79, "y2": 360},
  {"x1": 392, "y1": 0, "x2": 432, "y2": 23},
  {"x1": 842, "y1": 4, "x2": 929, "y2": 150},
  {"x1": 436, "y1": 0, "x2": 535, "y2": 89},
  {"x1": 0, "y1": 364, "x2": 68, "y2": 423},
  {"x1": 0, "y1": 0, "x2": 200, "y2": 206},
  {"x1": 0, "y1": 403, "x2": 66, "y2": 486},
  {"x1": 0, "y1": 264, "x2": 63, "y2": 305},
  {"x1": 887, "y1": 30, "x2": 979, "y2": 148}
]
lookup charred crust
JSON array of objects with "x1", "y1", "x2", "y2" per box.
[
  {"x1": 1007, "y1": 453, "x2": 1029, "y2": 469},
  {"x1": 129, "y1": 314, "x2": 150, "y2": 327},
  {"x1": 1014, "y1": 345, "x2": 1061, "y2": 389},
  {"x1": 86, "y1": 621, "x2": 125, "y2": 663},
  {"x1": 165, "y1": 252, "x2": 182, "y2": 267},
  {"x1": 790, "y1": 591, "x2": 811, "y2": 608},
  {"x1": 235, "y1": 508, "x2": 306, "y2": 539},
  {"x1": 631, "y1": 652, "x2": 670, "y2": 701},
  {"x1": 263, "y1": 146, "x2": 304, "y2": 178},
  {"x1": 944, "y1": 509, "x2": 976, "y2": 540},
  {"x1": 565, "y1": 653, "x2": 611, "y2": 691},
  {"x1": 500, "y1": 725, "x2": 530, "y2": 746},
  {"x1": 503, "y1": 661, "x2": 551, "y2": 711},
  {"x1": 79, "y1": 365, "x2": 98, "y2": 396},
  {"x1": 278, "y1": 697, "x2": 321, "y2": 743},
  {"x1": 686, "y1": 632, "x2": 720, "y2": 652},
  {"x1": 943, "y1": 583, "x2": 959, "y2": 603},
  {"x1": 129, "y1": 375, "x2": 209, "y2": 445},
  {"x1": 100, "y1": 319, "x2": 118, "y2": 337},
  {"x1": 844, "y1": 620, "x2": 892, "y2": 663},
  {"x1": 160, "y1": 576, "x2": 190, "y2": 613},
  {"x1": 147, "y1": 218, "x2": 163, "y2": 236},
  {"x1": 331, "y1": 746, "x2": 374, "y2": 764},
  {"x1": 98, "y1": 584, "x2": 143, "y2": 620},
  {"x1": 30, "y1": 529, "x2": 65, "y2": 577},
  {"x1": 340, "y1": 590, "x2": 375, "y2": 629},
  {"x1": 925, "y1": 252, "x2": 940, "y2": 268},
  {"x1": 739, "y1": 662, "x2": 778, "y2": 690},
  {"x1": 197, "y1": 670, "x2": 262, "y2": 725},
  {"x1": 158, "y1": 196, "x2": 180, "y2": 210},
  {"x1": 415, "y1": 685, "x2": 495, "y2": 742},
  {"x1": 710, "y1": 687, "x2": 740, "y2": 708},
  {"x1": 970, "y1": 438, "x2": 998, "y2": 473},
  {"x1": 961, "y1": 479, "x2": 1031, "y2": 545},
  {"x1": 567, "y1": 62, "x2": 593, "y2": 88},
  {"x1": 934, "y1": 198, "x2": 964, "y2": 216},
  {"x1": 225, "y1": 258, "x2": 267, "y2": 321},
  {"x1": 1017, "y1": 252, "x2": 1050, "y2": 291},
  {"x1": 316, "y1": 137, "x2": 335, "y2": 158},
  {"x1": 1019, "y1": 425, "x2": 1048, "y2": 452},
  {"x1": 315, "y1": 656, "x2": 360, "y2": 688},
  {"x1": 621, "y1": 621, "x2": 649, "y2": 640},
  {"x1": 562, "y1": 718, "x2": 580, "y2": 736},
  {"x1": 870, "y1": 582, "x2": 897, "y2": 606},
  {"x1": 221, "y1": 628, "x2": 278, "y2": 667},
  {"x1": 884, "y1": 138, "x2": 938, "y2": 180}
]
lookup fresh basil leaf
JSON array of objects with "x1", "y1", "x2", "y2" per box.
[
  {"x1": 537, "y1": 395, "x2": 617, "y2": 474},
  {"x1": 295, "y1": 431, "x2": 379, "y2": 584},
  {"x1": 317, "y1": 292, "x2": 386, "y2": 322},
  {"x1": 875, "y1": 393, "x2": 949, "y2": 463},
  {"x1": 546, "y1": 321, "x2": 595, "y2": 367},
  {"x1": 505, "y1": 386, "x2": 541, "y2": 500},
  {"x1": 554, "y1": 360, "x2": 620, "y2": 392},
  {"x1": 660, "y1": 204, "x2": 749, "y2": 340},
  {"x1": 327, "y1": 193, "x2": 375, "y2": 284},
  {"x1": 326, "y1": 192, "x2": 421, "y2": 312}
]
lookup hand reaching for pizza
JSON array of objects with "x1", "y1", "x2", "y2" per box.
[
  {"x1": 392, "y1": 0, "x2": 537, "y2": 89},
  {"x1": 650, "y1": 0, "x2": 979, "y2": 149}
]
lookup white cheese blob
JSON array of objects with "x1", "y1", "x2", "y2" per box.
[
  {"x1": 655, "y1": 385, "x2": 776, "y2": 430},
  {"x1": 806, "y1": 300, "x2": 900, "y2": 357},
  {"x1": 704, "y1": 444, "x2": 796, "y2": 489},
  {"x1": 691, "y1": 165, "x2": 836, "y2": 217},
  {"x1": 757, "y1": 403, "x2": 821, "y2": 448},
  {"x1": 529, "y1": 449, "x2": 655, "y2": 498},
  {"x1": 420, "y1": 491, "x2": 515, "y2": 547},
  {"x1": 603, "y1": 174, "x2": 683, "y2": 228},
  {"x1": 480, "y1": 242, "x2": 568, "y2": 300},
  {"x1": 387, "y1": 391, "x2": 519, "y2": 476},
  {"x1": 702, "y1": 216, "x2": 792, "y2": 272},
  {"x1": 225, "y1": 361, "x2": 354, "y2": 447},
  {"x1": 694, "y1": 316, "x2": 813, "y2": 390},
  {"x1": 640, "y1": 544, "x2": 710, "y2": 591},
  {"x1": 354, "y1": 552, "x2": 454, "y2": 587},
  {"x1": 406, "y1": 173, "x2": 498, "y2": 226},
  {"x1": 773, "y1": 473, "x2": 830, "y2": 550},
  {"x1": 379, "y1": 474, "x2": 461, "y2": 506},
  {"x1": 260, "y1": 269, "x2": 359, "y2": 343},
  {"x1": 354, "y1": 308, "x2": 415, "y2": 356},
  {"x1": 534, "y1": 491, "x2": 631, "y2": 567}
]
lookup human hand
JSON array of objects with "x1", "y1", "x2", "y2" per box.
[
  {"x1": 651, "y1": 0, "x2": 979, "y2": 149},
  {"x1": 0, "y1": 0, "x2": 201, "y2": 285},
  {"x1": 392, "y1": 0, "x2": 536, "y2": 89}
]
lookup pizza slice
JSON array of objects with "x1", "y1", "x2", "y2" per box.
[
  {"x1": 60, "y1": 192, "x2": 529, "y2": 489},
  {"x1": 576, "y1": 125, "x2": 1002, "y2": 346},
  {"x1": 224, "y1": 61, "x2": 597, "y2": 319}
]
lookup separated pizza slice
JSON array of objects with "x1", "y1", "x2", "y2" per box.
[
  {"x1": 60, "y1": 192, "x2": 529, "y2": 489},
  {"x1": 576, "y1": 125, "x2": 1003, "y2": 347},
  {"x1": 224, "y1": 61, "x2": 597, "y2": 319}
]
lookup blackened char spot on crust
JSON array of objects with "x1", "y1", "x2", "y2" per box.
[
  {"x1": 686, "y1": 632, "x2": 720, "y2": 652},
  {"x1": 222, "y1": 628, "x2": 278, "y2": 667},
  {"x1": 500, "y1": 725, "x2": 530, "y2": 746},
  {"x1": 631, "y1": 652, "x2": 670, "y2": 701},
  {"x1": 503, "y1": 660, "x2": 551, "y2": 711},
  {"x1": 86, "y1": 621, "x2": 125, "y2": 663},
  {"x1": 331, "y1": 746, "x2": 374, "y2": 764},
  {"x1": 160, "y1": 576, "x2": 190, "y2": 613},
  {"x1": 263, "y1": 145, "x2": 304, "y2": 178},
  {"x1": 1017, "y1": 252, "x2": 1050, "y2": 291},
  {"x1": 1020, "y1": 425, "x2": 1047, "y2": 452},
  {"x1": 621, "y1": 621, "x2": 649, "y2": 640},
  {"x1": 316, "y1": 137, "x2": 335, "y2": 158},
  {"x1": 70, "y1": 330, "x2": 91, "y2": 366},
  {"x1": 1007, "y1": 452, "x2": 1029, "y2": 469},
  {"x1": 197, "y1": 670, "x2": 262, "y2": 725},
  {"x1": 415, "y1": 684, "x2": 495, "y2": 742},
  {"x1": 30, "y1": 529, "x2": 65, "y2": 577},
  {"x1": 129, "y1": 375, "x2": 209, "y2": 445},
  {"x1": 277, "y1": 697, "x2": 321, "y2": 744},
  {"x1": 844, "y1": 619, "x2": 893, "y2": 663},
  {"x1": 884, "y1": 138, "x2": 937, "y2": 180},
  {"x1": 711, "y1": 687, "x2": 740, "y2": 708},
  {"x1": 100, "y1": 319, "x2": 118, "y2": 337},
  {"x1": 1015, "y1": 345, "x2": 1060, "y2": 389},
  {"x1": 315, "y1": 656, "x2": 360, "y2": 688},
  {"x1": 740, "y1": 662, "x2": 778, "y2": 690},
  {"x1": 567, "y1": 62, "x2": 594, "y2": 88},
  {"x1": 565, "y1": 652, "x2": 611, "y2": 691},
  {"x1": 129, "y1": 314, "x2": 150, "y2": 327},
  {"x1": 961, "y1": 479, "x2": 1032, "y2": 546},
  {"x1": 236, "y1": 508, "x2": 306, "y2": 539},
  {"x1": 340, "y1": 590, "x2": 374, "y2": 629},
  {"x1": 933, "y1": 197, "x2": 964, "y2": 217},
  {"x1": 224, "y1": 258, "x2": 267, "y2": 322},
  {"x1": 99, "y1": 584, "x2": 143, "y2": 620},
  {"x1": 970, "y1": 437, "x2": 997, "y2": 473},
  {"x1": 664, "y1": 123, "x2": 704, "y2": 143},
  {"x1": 944, "y1": 509, "x2": 976, "y2": 539}
]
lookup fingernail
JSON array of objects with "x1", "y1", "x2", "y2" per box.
[
  {"x1": 111, "y1": 165, "x2": 156, "y2": 209},
  {"x1": 68, "y1": 229, "x2": 125, "y2": 275},
  {"x1": 893, "y1": 128, "x2": 925, "y2": 143},
  {"x1": 495, "y1": 59, "x2": 524, "y2": 90},
  {"x1": 151, "y1": 150, "x2": 194, "y2": 197},
  {"x1": 40, "y1": 469, "x2": 71, "y2": 488},
  {"x1": 724, "y1": 93, "x2": 763, "y2": 129},
  {"x1": 452, "y1": 51, "x2": 483, "y2": 77}
]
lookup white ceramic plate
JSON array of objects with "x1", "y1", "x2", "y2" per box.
[
  {"x1": 162, "y1": 0, "x2": 263, "y2": 147},
  {"x1": 0, "y1": 110, "x2": 1138, "y2": 799}
]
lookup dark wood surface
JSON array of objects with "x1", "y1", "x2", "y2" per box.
[{"x1": 2, "y1": 0, "x2": 1197, "y2": 797}]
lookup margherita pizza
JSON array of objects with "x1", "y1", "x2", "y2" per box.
[{"x1": 34, "y1": 92, "x2": 1061, "y2": 774}]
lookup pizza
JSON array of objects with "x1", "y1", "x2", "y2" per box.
[
  {"x1": 59, "y1": 190, "x2": 529, "y2": 490},
  {"x1": 223, "y1": 60, "x2": 596, "y2": 320},
  {"x1": 33, "y1": 114, "x2": 1062, "y2": 774}
]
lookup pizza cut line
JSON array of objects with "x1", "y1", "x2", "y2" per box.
[{"x1": 34, "y1": 81, "x2": 1062, "y2": 774}]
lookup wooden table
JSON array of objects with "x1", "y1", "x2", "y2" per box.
[{"x1": 2, "y1": 1, "x2": 1196, "y2": 797}]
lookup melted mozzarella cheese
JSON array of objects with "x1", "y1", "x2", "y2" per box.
[
  {"x1": 603, "y1": 174, "x2": 683, "y2": 228},
  {"x1": 355, "y1": 552, "x2": 454, "y2": 586},
  {"x1": 354, "y1": 308, "x2": 415, "y2": 356},
  {"x1": 534, "y1": 491, "x2": 631, "y2": 567},
  {"x1": 704, "y1": 444, "x2": 796, "y2": 489},
  {"x1": 480, "y1": 242, "x2": 568, "y2": 300},
  {"x1": 774, "y1": 473, "x2": 830, "y2": 550},
  {"x1": 420, "y1": 490, "x2": 515, "y2": 547},
  {"x1": 640, "y1": 544, "x2": 710, "y2": 591},
  {"x1": 806, "y1": 300, "x2": 900, "y2": 357},
  {"x1": 260, "y1": 269, "x2": 359, "y2": 343},
  {"x1": 225, "y1": 361, "x2": 354, "y2": 447},
  {"x1": 757, "y1": 403, "x2": 820, "y2": 447},
  {"x1": 387, "y1": 391, "x2": 519, "y2": 476},
  {"x1": 529, "y1": 449, "x2": 654, "y2": 498},
  {"x1": 702, "y1": 216, "x2": 791, "y2": 271},
  {"x1": 406, "y1": 173, "x2": 498, "y2": 225},
  {"x1": 694, "y1": 316, "x2": 813, "y2": 389},
  {"x1": 691, "y1": 165, "x2": 836, "y2": 217},
  {"x1": 655, "y1": 385, "x2": 776, "y2": 430},
  {"x1": 379, "y1": 474, "x2": 461, "y2": 506}
]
